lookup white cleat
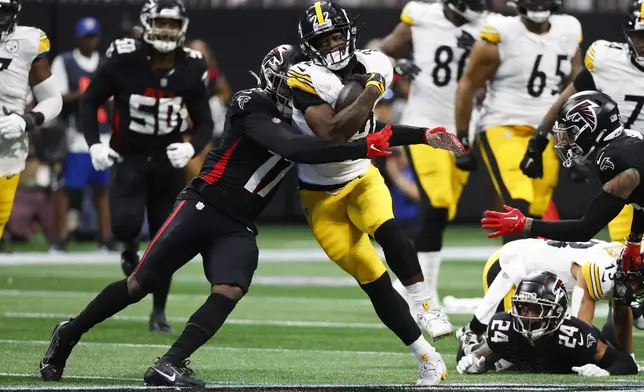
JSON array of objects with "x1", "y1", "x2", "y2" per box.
[
  {"x1": 418, "y1": 308, "x2": 453, "y2": 341},
  {"x1": 416, "y1": 355, "x2": 448, "y2": 386}
]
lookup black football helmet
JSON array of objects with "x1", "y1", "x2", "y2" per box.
[
  {"x1": 509, "y1": 0, "x2": 560, "y2": 24},
  {"x1": 258, "y1": 44, "x2": 308, "y2": 118},
  {"x1": 625, "y1": 0, "x2": 644, "y2": 65},
  {"x1": 0, "y1": 0, "x2": 20, "y2": 40},
  {"x1": 510, "y1": 271, "x2": 568, "y2": 341},
  {"x1": 553, "y1": 91, "x2": 623, "y2": 168},
  {"x1": 298, "y1": 1, "x2": 357, "y2": 71},
  {"x1": 443, "y1": 0, "x2": 487, "y2": 22},
  {"x1": 140, "y1": 0, "x2": 189, "y2": 53}
]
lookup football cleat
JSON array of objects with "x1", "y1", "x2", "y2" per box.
[
  {"x1": 143, "y1": 358, "x2": 205, "y2": 388},
  {"x1": 417, "y1": 307, "x2": 453, "y2": 341},
  {"x1": 416, "y1": 354, "x2": 448, "y2": 386},
  {"x1": 120, "y1": 250, "x2": 140, "y2": 277},
  {"x1": 149, "y1": 310, "x2": 173, "y2": 333},
  {"x1": 39, "y1": 320, "x2": 78, "y2": 381}
]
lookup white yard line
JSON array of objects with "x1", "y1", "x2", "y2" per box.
[{"x1": 0, "y1": 372, "x2": 140, "y2": 382}]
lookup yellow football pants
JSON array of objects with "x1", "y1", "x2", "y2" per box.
[
  {"x1": 607, "y1": 205, "x2": 634, "y2": 243},
  {"x1": 478, "y1": 126, "x2": 559, "y2": 217},
  {"x1": 482, "y1": 248, "x2": 515, "y2": 312},
  {"x1": 405, "y1": 144, "x2": 469, "y2": 220},
  {"x1": 300, "y1": 166, "x2": 393, "y2": 285},
  {"x1": 0, "y1": 174, "x2": 20, "y2": 237}
]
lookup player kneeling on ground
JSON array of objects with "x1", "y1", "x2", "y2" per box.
[{"x1": 457, "y1": 271, "x2": 638, "y2": 377}]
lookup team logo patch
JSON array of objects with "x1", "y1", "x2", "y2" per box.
[
  {"x1": 599, "y1": 156, "x2": 615, "y2": 171},
  {"x1": 586, "y1": 333, "x2": 596, "y2": 348},
  {"x1": 272, "y1": 117, "x2": 281, "y2": 124},
  {"x1": 237, "y1": 95, "x2": 251, "y2": 110},
  {"x1": 566, "y1": 99, "x2": 599, "y2": 132},
  {"x1": 5, "y1": 40, "x2": 18, "y2": 54}
]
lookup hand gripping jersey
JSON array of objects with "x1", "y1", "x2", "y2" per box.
[
  {"x1": 400, "y1": 1, "x2": 493, "y2": 130},
  {"x1": 487, "y1": 312, "x2": 604, "y2": 373},
  {"x1": 289, "y1": 49, "x2": 393, "y2": 186},
  {"x1": 498, "y1": 238, "x2": 620, "y2": 301},
  {"x1": 583, "y1": 40, "x2": 644, "y2": 131},
  {"x1": 478, "y1": 15, "x2": 582, "y2": 130},
  {"x1": 0, "y1": 26, "x2": 50, "y2": 177}
]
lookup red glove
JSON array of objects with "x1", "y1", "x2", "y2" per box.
[
  {"x1": 620, "y1": 241, "x2": 643, "y2": 272},
  {"x1": 423, "y1": 127, "x2": 465, "y2": 155},
  {"x1": 365, "y1": 125, "x2": 392, "y2": 158},
  {"x1": 481, "y1": 205, "x2": 527, "y2": 238}
]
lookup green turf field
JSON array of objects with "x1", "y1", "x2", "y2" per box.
[{"x1": 0, "y1": 225, "x2": 642, "y2": 391}]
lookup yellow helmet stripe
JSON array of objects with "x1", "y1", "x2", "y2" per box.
[{"x1": 314, "y1": 1, "x2": 325, "y2": 24}]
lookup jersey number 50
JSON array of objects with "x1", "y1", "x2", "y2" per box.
[{"x1": 129, "y1": 94, "x2": 185, "y2": 135}]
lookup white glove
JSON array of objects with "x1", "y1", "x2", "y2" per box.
[
  {"x1": 166, "y1": 142, "x2": 195, "y2": 169},
  {"x1": 0, "y1": 110, "x2": 26, "y2": 139},
  {"x1": 572, "y1": 364, "x2": 610, "y2": 377},
  {"x1": 457, "y1": 354, "x2": 487, "y2": 375},
  {"x1": 89, "y1": 143, "x2": 121, "y2": 171}
]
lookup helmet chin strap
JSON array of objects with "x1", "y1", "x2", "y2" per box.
[{"x1": 525, "y1": 10, "x2": 551, "y2": 24}]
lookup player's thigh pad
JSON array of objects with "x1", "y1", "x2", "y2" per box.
[
  {"x1": 61, "y1": 153, "x2": 93, "y2": 190},
  {"x1": 478, "y1": 126, "x2": 534, "y2": 204},
  {"x1": 109, "y1": 160, "x2": 147, "y2": 236},
  {"x1": 346, "y1": 165, "x2": 395, "y2": 236},
  {"x1": 133, "y1": 200, "x2": 203, "y2": 292},
  {"x1": 608, "y1": 205, "x2": 633, "y2": 243},
  {"x1": 202, "y1": 232, "x2": 259, "y2": 294},
  {"x1": 529, "y1": 139, "x2": 559, "y2": 217},
  {"x1": 0, "y1": 174, "x2": 19, "y2": 236}
]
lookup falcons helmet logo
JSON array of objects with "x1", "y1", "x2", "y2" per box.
[{"x1": 565, "y1": 99, "x2": 600, "y2": 132}]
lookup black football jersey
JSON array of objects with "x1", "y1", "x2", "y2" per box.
[
  {"x1": 596, "y1": 130, "x2": 644, "y2": 208},
  {"x1": 487, "y1": 312, "x2": 603, "y2": 373},
  {"x1": 80, "y1": 38, "x2": 212, "y2": 156}
]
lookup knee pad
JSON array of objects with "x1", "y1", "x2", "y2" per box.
[{"x1": 415, "y1": 207, "x2": 448, "y2": 252}]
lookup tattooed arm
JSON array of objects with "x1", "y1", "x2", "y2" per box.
[{"x1": 524, "y1": 169, "x2": 640, "y2": 241}]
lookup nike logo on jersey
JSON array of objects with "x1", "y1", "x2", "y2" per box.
[{"x1": 153, "y1": 367, "x2": 176, "y2": 382}]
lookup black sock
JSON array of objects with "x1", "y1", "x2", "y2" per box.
[
  {"x1": 374, "y1": 219, "x2": 421, "y2": 281},
  {"x1": 468, "y1": 315, "x2": 487, "y2": 335},
  {"x1": 62, "y1": 279, "x2": 139, "y2": 341},
  {"x1": 361, "y1": 273, "x2": 421, "y2": 346},
  {"x1": 153, "y1": 277, "x2": 172, "y2": 313},
  {"x1": 162, "y1": 293, "x2": 238, "y2": 364}
]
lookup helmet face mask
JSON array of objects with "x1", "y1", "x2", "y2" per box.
[
  {"x1": 0, "y1": 0, "x2": 20, "y2": 40},
  {"x1": 140, "y1": 0, "x2": 189, "y2": 53},
  {"x1": 511, "y1": 0, "x2": 560, "y2": 24},
  {"x1": 443, "y1": 0, "x2": 488, "y2": 22},
  {"x1": 553, "y1": 121, "x2": 592, "y2": 168}
]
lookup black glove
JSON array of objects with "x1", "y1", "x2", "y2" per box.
[
  {"x1": 394, "y1": 59, "x2": 421, "y2": 81},
  {"x1": 567, "y1": 162, "x2": 590, "y2": 184},
  {"x1": 520, "y1": 133, "x2": 549, "y2": 179},
  {"x1": 457, "y1": 30, "x2": 476, "y2": 51},
  {"x1": 455, "y1": 134, "x2": 477, "y2": 172},
  {"x1": 351, "y1": 73, "x2": 386, "y2": 95},
  {"x1": 3, "y1": 106, "x2": 40, "y2": 131}
]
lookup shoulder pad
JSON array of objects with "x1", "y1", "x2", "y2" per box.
[
  {"x1": 581, "y1": 260, "x2": 614, "y2": 301},
  {"x1": 551, "y1": 14, "x2": 583, "y2": 44},
  {"x1": 585, "y1": 40, "x2": 627, "y2": 73},
  {"x1": 105, "y1": 38, "x2": 141, "y2": 60},
  {"x1": 10, "y1": 26, "x2": 50, "y2": 61},
  {"x1": 479, "y1": 14, "x2": 512, "y2": 44},
  {"x1": 356, "y1": 49, "x2": 394, "y2": 89},
  {"x1": 287, "y1": 61, "x2": 318, "y2": 96},
  {"x1": 400, "y1": 1, "x2": 440, "y2": 26},
  {"x1": 229, "y1": 88, "x2": 275, "y2": 116}
]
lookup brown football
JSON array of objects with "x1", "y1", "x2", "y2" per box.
[{"x1": 334, "y1": 81, "x2": 364, "y2": 112}]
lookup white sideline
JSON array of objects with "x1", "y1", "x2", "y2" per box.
[{"x1": 0, "y1": 372, "x2": 141, "y2": 382}]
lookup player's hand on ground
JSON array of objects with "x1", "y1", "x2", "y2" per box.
[
  {"x1": 423, "y1": 127, "x2": 465, "y2": 155},
  {"x1": 166, "y1": 142, "x2": 196, "y2": 169},
  {"x1": 89, "y1": 143, "x2": 121, "y2": 171},
  {"x1": 394, "y1": 59, "x2": 421, "y2": 81},
  {"x1": 365, "y1": 125, "x2": 392, "y2": 158},
  {"x1": 456, "y1": 354, "x2": 487, "y2": 375},
  {"x1": 572, "y1": 364, "x2": 609, "y2": 377},
  {"x1": 351, "y1": 73, "x2": 386, "y2": 95},
  {"x1": 481, "y1": 205, "x2": 527, "y2": 238},
  {"x1": 0, "y1": 107, "x2": 27, "y2": 139}
]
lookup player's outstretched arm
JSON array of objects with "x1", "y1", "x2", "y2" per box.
[
  {"x1": 374, "y1": 120, "x2": 464, "y2": 154},
  {"x1": 573, "y1": 331, "x2": 637, "y2": 376}
]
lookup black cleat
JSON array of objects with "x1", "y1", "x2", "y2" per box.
[
  {"x1": 149, "y1": 311, "x2": 173, "y2": 333},
  {"x1": 120, "y1": 250, "x2": 140, "y2": 277},
  {"x1": 143, "y1": 358, "x2": 205, "y2": 388},
  {"x1": 39, "y1": 320, "x2": 78, "y2": 381}
]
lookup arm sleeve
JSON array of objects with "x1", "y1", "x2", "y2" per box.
[
  {"x1": 50, "y1": 56, "x2": 69, "y2": 95},
  {"x1": 30, "y1": 76, "x2": 62, "y2": 125},
  {"x1": 630, "y1": 209, "x2": 644, "y2": 236},
  {"x1": 80, "y1": 61, "x2": 117, "y2": 147},
  {"x1": 376, "y1": 120, "x2": 426, "y2": 146},
  {"x1": 530, "y1": 191, "x2": 627, "y2": 241},
  {"x1": 184, "y1": 76, "x2": 215, "y2": 155},
  {"x1": 241, "y1": 112, "x2": 366, "y2": 164},
  {"x1": 573, "y1": 68, "x2": 597, "y2": 91},
  {"x1": 597, "y1": 342, "x2": 638, "y2": 375},
  {"x1": 292, "y1": 88, "x2": 327, "y2": 113}
]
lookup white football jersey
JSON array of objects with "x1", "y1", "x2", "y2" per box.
[
  {"x1": 584, "y1": 40, "x2": 644, "y2": 132},
  {"x1": 0, "y1": 26, "x2": 51, "y2": 177},
  {"x1": 478, "y1": 15, "x2": 582, "y2": 130},
  {"x1": 290, "y1": 49, "x2": 393, "y2": 186},
  {"x1": 400, "y1": 1, "x2": 495, "y2": 131},
  {"x1": 498, "y1": 238, "x2": 619, "y2": 301}
]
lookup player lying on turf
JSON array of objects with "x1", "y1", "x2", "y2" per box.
[
  {"x1": 457, "y1": 271, "x2": 638, "y2": 377},
  {"x1": 456, "y1": 238, "x2": 644, "y2": 359}
]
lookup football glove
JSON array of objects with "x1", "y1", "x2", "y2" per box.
[
  {"x1": 619, "y1": 241, "x2": 643, "y2": 272},
  {"x1": 457, "y1": 354, "x2": 487, "y2": 375},
  {"x1": 394, "y1": 59, "x2": 421, "y2": 81},
  {"x1": 454, "y1": 134, "x2": 477, "y2": 171},
  {"x1": 166, "y1": 142, "x2": 195, "y2": 169},
  {"x1": 572, "y1": 364, "x2": 609, "y2": 377},
  {"x1": 423, "y1": 127, "x2": 465, "y2": 155},
  {"x1": 0, "y1": 107, "x2": 31, "y2": 139},
  {"x1": 481, "y1": 205, "x2": 527, "y2": 238},
  {"x1": 89, "y1": 143, "x2": 121, "y2": 171},
  {"x1": 520, "y1": 133, "x2": 549, "y2": 179},
  {"x1": 365, "y1": 125, "x2": 393, "y2": 158},
  {"x1": 351, "y1": 73, "x2": 387, "y2": 95}
]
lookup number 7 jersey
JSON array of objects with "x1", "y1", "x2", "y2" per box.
[{"x1": 478, "y1": 15, "x2": 582, "y2": 130}]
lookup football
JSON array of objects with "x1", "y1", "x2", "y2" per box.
[{"x1": 334, "y1": 80, "x2": 364, "y2": 112}]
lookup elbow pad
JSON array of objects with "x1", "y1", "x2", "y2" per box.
[{"x1": 31, "y1": 76, "x2": 63, "y2": 124}]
